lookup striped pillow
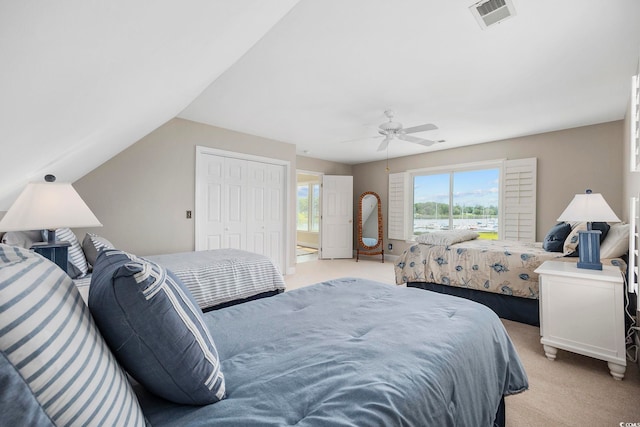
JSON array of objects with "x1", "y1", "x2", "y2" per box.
[
  {"x1": 89, "y1": 249, "x2": 226, "y2": 405},
  {"x1": 42, "y1": 228, "x2": 89, "y2": 279},
  {"x1": 82, "y1": 233, "x2": 115, "y2": 266},
  {"x1": 0, "y1": 244, "x2": 146, "y2": 426}
]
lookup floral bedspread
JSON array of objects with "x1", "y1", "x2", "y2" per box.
[{"x1": 395, "y1": 239, "x2": 625, "y2": 299}]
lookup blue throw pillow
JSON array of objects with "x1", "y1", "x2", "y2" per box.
[
  {"x1": 0, "y1": 244, "x2": 146, "y2": 426},
  {"x1": 542, "y1": 222, "x2": 572, "y2": 252},
  {"x1": 89, "y1": 249, "x2": 226, "y2": 405}
]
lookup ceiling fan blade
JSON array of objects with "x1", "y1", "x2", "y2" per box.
[
  {"x1": 377, "y1": 137, "x2": 392, "y2": 152},
  {"x1": 403, "y1": 123, "x2": 438, "y2": 134},
  {"x1": 398, "y1": 134, "x2": 436, "y2": 146}
]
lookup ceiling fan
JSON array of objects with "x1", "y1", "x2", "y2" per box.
[{"x1": 373, "y1": 110, "x2": 439, "y2": 151}]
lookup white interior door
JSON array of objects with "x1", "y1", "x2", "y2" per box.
[{"x1": 321, "y1": 175, "x2": 353, "y2": 259}]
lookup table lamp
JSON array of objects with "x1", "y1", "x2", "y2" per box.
[
  {"x1": 0, "y1": 175, "x2": 102, "y2": 273},
  {"x1": 557, "y1": 189, "x2": 620, "y2": 270}
]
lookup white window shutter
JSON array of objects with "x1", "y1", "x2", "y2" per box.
[
  {"x1": 501, "y1": 158, "x2": 537, "y2": 242},
  {"x1": 388, "y1": 172, "x2": 407, "y2": 240}
]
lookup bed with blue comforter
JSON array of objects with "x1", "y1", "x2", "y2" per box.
[{"x1": 135, "y1": 277, "x2": 528, "y2": 426}]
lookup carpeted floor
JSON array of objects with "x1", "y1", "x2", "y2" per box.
[{"x1": 285, "y1": 258, "x2": 640, "y2": 426}]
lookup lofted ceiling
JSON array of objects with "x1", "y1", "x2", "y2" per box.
[
  {"x1": 0, "y1": 0, "x2": 299, "y2": 210},
  {"x1": 181, "y1": 0, "x2": 640, "y2": 163},
  {"x1": 1, "y1": 0, "x2": 639, "y2": 210}
]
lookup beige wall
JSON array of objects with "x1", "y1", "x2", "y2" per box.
[
  {"x1": 296, "y1": 155, "x2": 353, "y2": 176},
  {"x1": 352, "y1": 121, "x2": 624, "y2": 257},
  {"x1": 73, "y1": 118, "x2": 298, "y2": 269}
]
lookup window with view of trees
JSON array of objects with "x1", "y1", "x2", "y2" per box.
[
  {"x1": 297, "y1": 183, "x2": 320, "y2": 232},
  {"x1": 413, "y1": 168, "x2": 499, "y2": 240}
]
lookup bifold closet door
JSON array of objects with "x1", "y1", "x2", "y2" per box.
[{"x1": 196, "y1": 151, "x2": 285, "y2": 272}]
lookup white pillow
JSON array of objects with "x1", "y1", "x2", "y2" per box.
[
  {"x1": 415, "y1": 230, "x2": 479, "y2": 246},
  {"x1": 600, "y1": 223, "x2": 629, "y2": 259},
  {"x1": 0, "y1": 230, "x2": 43, "y2": 248}
]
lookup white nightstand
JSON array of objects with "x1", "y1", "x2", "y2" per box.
[{"x1": 535, "y1": 260, "x2": 626, "y2": 380}]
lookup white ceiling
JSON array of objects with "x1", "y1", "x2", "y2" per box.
[
  {"x1": 180, "y1": 0, "x2": 640, "y2": 164},
  {"x1": 1, "y1": 0, "x2": 639, "y2": 210},
  {"x1": 0, "y1": 0, "x2": 299, "y2": 209}
]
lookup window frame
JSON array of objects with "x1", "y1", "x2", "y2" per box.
[
  {"x1": 296, "y1": 181, "x2": 320, "y2": 233},
  {"x1": 408, "y1": 160, "x2": 503, "y2": 240}
]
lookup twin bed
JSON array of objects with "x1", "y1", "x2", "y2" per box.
[
  {"x1": 75, "y1": 248, "x2": 286, "y2": 311},
  {"x1": 394, "y1": 230, "x2": 627, "y2": 326}
]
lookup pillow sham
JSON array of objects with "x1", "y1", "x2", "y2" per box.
[
  {"x1": 563, "y1": 222, "x2": 610, "y2": 257},
  {"x1": 415, "y1": 230, "x2": 479, "y2": 246},
  {"x1": 542, "y1": 222, "x2": 572, "y2": 252},
  {"x1": 0, "y1": 230, "x2": 43, "y2": 249},
  {"x1": 89, "y1": 249, "x2": 226, "y2": 405},
  {"x1": 82, "y1": 232, "x2": 115, "y2": 266},
  {"x1": 600, "y1": 223, "x2": 629, "y2": 259},
  {"x1": 41, "y1": 228, "x2": 88, "y2": 279},
  {"x1": 0, "y1": 244, "x2": 146, "y2": 426}
]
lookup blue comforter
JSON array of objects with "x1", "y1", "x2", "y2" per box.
[{"x1": 135, "y1": 278, "x2": 528, "y2": 426}]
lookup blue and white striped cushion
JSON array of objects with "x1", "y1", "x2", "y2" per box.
[
  {"x1": 0, "y1": 244, "x2": 146, "y2": 426},
  {"x1": 42, "y1": 228, "x2": 89, "y2": 279},
  {"x1": 89, "y1": 249, "x2": 226, "y2": 405},
  {"x1": 82, "y1": 233, "x2": 115, "y2": 266}
]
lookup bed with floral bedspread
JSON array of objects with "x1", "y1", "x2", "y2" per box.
[{"x1": 395, "y1": 236, "x2": 625, "y2": 325}]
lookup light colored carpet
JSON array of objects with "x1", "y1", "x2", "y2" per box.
[{"x1": 284, "y1": 258, "x2": 640, "y2": 426}]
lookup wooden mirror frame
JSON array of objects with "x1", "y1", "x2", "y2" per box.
[{"x1": 356, "y1": 191, "x2": 384, "y2": 263}]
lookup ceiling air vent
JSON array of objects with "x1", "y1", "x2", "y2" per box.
[{"x1": 469, "y1": 0, "x2": 516, "y2": 29}]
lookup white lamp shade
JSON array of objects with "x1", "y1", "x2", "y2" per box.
[
  {"x1": 0, "y1": 182, "x2": 102, "y2": 231},
  {"x1": 557, "y1": 192, "x2": 620, "y2": 223}
]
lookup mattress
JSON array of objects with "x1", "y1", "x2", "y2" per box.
[
  {"x1": 395, "y1": 239, "x2": 625, "y2": 299},
  {"x1": 134, "y1": 278, "x2": 528, "y2": 426}
]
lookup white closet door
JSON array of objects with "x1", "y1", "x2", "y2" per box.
[
  {"x1": 223, "y1": 158, "x2": 247, "y2": 249},
  {"x1": 246, "y1": 161, "x2": 285, "y2": 270},
  {"x1": 196, "y1": 154, "x2": 225, "y2": 250},
  {"x1": 321, "y1": 175, "x2": 353, "y2": 259},
  {"x1": 195, "y1": 147, "x2": 288, "y2": 273}
]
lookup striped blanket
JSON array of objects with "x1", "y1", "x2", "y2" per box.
[{"x1": 75, "y1": 249, "x2": 286, "y2": 310}]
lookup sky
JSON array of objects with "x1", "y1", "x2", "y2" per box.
[{"x1": 413, "y1": 168, "x2": 499, "y2": 207}]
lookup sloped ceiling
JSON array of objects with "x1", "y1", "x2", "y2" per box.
[
  {"x1": 180, "y1": 0, "x2": 640, "y2": 164},
  {"x1": 0, "y1": 0, "x2": 299, "y2": 209},
  {"x1": 2, "y1": 0, "x2": 640, "y2": 212}
]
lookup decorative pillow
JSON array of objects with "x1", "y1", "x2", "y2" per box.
[
  {"x1": 415, "y1": 230, "x2": 479, "y2": 246},
  {"x1": 0, "y1": 230, "x2": 43, "y2": 248},
  {"x1": 542, "y1": 222, "x2": 572, "y2": 252},
  {"x1": 82, "y1": 232, "x2": 115, "y2": 266},
  {"x1": 41, "y1": 228, "x2": 89, "y2": 279},
  {"x1": 563, "y1": 222, "x2": 611, "y2": 257},
  {"x1": 89, "y1": 249, "x2": 226, "y2": 405},
  {"x1": 600, "y1": 223, "x2": 629, "y2": 259},
  {"x1": 0, "y1": 244, "x2": 146, "y2": 426}
]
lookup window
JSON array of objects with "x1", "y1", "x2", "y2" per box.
[
  {"x1": 297, "y1": 183, "x2": 320, "y2": 232},
  {"x1": 413, "y1": 168, "x2": 499, "y2": 239},
  {"x1": 388, "y1": 158, "x2": 537, "y2": 242}
]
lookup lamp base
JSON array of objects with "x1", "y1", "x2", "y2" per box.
[
  {"x1": 576, "y1": 230, "x2": 602, "y2": 270},
  {"x1": 31, "y1": 241, "x2": 71, "y2": 274}
]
